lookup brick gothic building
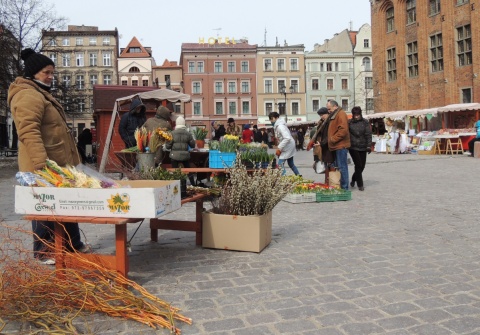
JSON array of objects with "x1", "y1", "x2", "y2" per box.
[{"x1": 371, "y1": 0, "x2": 480, "y2": 113}]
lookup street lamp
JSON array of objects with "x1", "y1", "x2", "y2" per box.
[{"x1": 280, "y1": 85, "x2": 294, "y2": 123}]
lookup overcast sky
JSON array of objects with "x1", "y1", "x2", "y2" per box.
[{"x1": 48, "y1": 0, "x2": 371, "y2": 63}]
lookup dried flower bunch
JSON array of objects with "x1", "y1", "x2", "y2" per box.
[
  {"x1": 134, "y1": 126, "x2": 165, "y2": 153},
  {"x1": 211, "y1": 154, "x2": 297, "y2": 216}
]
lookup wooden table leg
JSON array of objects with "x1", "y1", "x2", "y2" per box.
[
  {"x1": 115, "y1": 224, "x2": 128, "y2": 277},
  {"x1": 150, "y1": 223, "x2": 158, "y2": 242},
  {"x1": 195, "y1": 198, "x2": 204, "y2": 246}
]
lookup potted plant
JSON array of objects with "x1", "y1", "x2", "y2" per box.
[
  {"x1": 202, "y1": 157, "x2": 298, "y2": 252},
  {"x1": 191, "y1": 127, "x2": 208, "y2": 148}
]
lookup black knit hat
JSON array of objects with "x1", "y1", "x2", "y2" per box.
[
  {"x1": 317, "y1": 107, "x2": 329, "y2": 115},
  {"x1": 21, "y1": 48, "x2": 55, "y2": 78}
]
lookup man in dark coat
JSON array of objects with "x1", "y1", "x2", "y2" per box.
[
  {"x1": 119, "y1": 97, "x2": 146, "y2": 148},
  {"x1": 212, "y1": 121, "x2": 226, "y2": 141}
]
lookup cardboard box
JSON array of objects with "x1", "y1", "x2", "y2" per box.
[
  {"x1": 15, "y1": 180, "x2": 181, "y2": 218},
  {"x1": 202, "y1": 211, "x2": 272, "y2": 253}
]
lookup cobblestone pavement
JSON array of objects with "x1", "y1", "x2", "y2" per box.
[{"x1": 2, "y1": 151, "x2": 480, "y2": 334}]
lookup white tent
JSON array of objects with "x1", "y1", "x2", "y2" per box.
[
  {"x1": 99, "y1": 89, "x2": 191, "y2": 173},
  {"x1": 437, "y1": 103, "x2": 480, "y2": 113}
]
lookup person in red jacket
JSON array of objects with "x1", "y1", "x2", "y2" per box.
[{"x1": 242, "y1": 124, "x2": 253, "y2": 143}]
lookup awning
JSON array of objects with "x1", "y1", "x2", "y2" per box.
[{"x1": 437, "y1": 103, "x2": 480, "y2": 113}]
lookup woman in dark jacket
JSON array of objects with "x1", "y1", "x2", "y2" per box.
[{"x1": 348, "y1": 106, "x2": 372, "y2": 191}]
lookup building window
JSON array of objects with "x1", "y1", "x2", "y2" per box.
[
  {"x1": 102, "y1": 37, "x2": 110, "y2": 45},
  {"x1": 132, "y1": 80, "x2": 138, "y2": 86},
  {"x1": 227, "y1": 61, "x2": 235, "y2": 72},
  {"x1": 192, "y1": 82, "x2": 201, "y2": 94},
  {"x1": 277, "y1": 59, "x2": 285, "y2": 71},
  {"x1": 241, "y1": 61, "x2": 248, "y2": 72},
  {"x1": 90, "y1": 74, "x2": 98, "y2": 87},
  {"x1": 430, "y1": 33, "x2": 443, "y2": 72},
  {"x1": 266, "y1": 102, "x2": 273, "y2": 114},
  {"x1": 103, "y1": 74, "x2": 111, "y2": 85},
  {"x1": 89, "y1": 53, "x2": 97, "y2": 66},
  {"x1": 365, "y1": 77, "x2": 373, "y2": 89},
  {"x1": 228, "y1": 101, "x2": 236, "y2": 115},
  {"x1": 48, "y1": 38, "x2": 56, "y2": 46},
  {"x1": 241, "y1": 81, "x2": 249, "y2": 93},
  {"x1": 326, "y1": 79, "x2": 334, "y2": 90},
  {"x1": 320, "y1": 63, "x2": 324, "y2": 72},
  {"x1": 228, "y1": 81, "x2": 236, "y2": 93},
  {"x1": 76, "y1": 37, "x2": 83, "y2": 46},
  {"x1": 362, "y1": 57, "x2": 371, "y2": 71},
  {"x1": 215, "y1": 101, "x2": 223, "y2": 115},
  {"x1": 52, "y1": 76, "x2": 57, "y2": 89},
  {"x1": 290, "y1": 59, "x2": 298, "y2": 71},
  {"x1": 364, "y1": 39, "x2": 370, "y2": 48},
  {"x1": 214, "y1": 61, "x2": 223, "y2": 73},
  {"x1": 49, "y1": 53, "x2": 57, "y2": 65},
  {"x1": 292, "y1": 102, "x2": 299, "y2": 115},
  {"x1": 387, "y1": 47, "x2": 397, "y2": 81},
  {"x1": 129, "y1": 47, "x2": 141, "y2": 53},
  {"x1": 429, "y1": 0, "x2": 441, "y2": 15},
  {"x1": 76, "y1": 53, "x2": 84, "y2": 67},
  {"x1": 103, "y1": 53, "x2": 111, "y2": 66},
  {"x1": 188, "y1": 62, "x2": 195, "y2": 73},
  {"x1": 278, "y1": 80, "x2": 285, "y2": 93},
  {"x1": 193, "y1": 102, "x2": 201, "y2": 115},
  {"x1": 407, "y1": 0, "x2": 416, "y2": 24},
  {"x1": 291, "y1": 80, "x2": 298, "y2": 93},
  {"x1": 457, "y1": 25, "x2": 472, "y2": 66},
  {"x1": 312, "y1": 79, "x2": 319, "y2": 90},
  {"x1": 129, "y1": 66, "x2": 140, "y2": 73},
  {"x1": 89, "y1": 37, "x2": 96, "y2": 46},
  {"x1": 76, "y1": 75, "x2": 84, "y2": 89},
  {"x1": 326, "y1": 63, "x2": 333, "y2": 72},
  {"x1": 121, "y1": 80, "x2": 127, "y2": 85},
  {"x1": 242, "y1": 101, "x2": 250, "y2": 114},
  {"x1": 407, "y1": 41, "x2": 419, "y2": 77},
  {"x1": 264, "y1": 59, "x2": 272, "y2": 71},
  {"x1": 62, "y1": 53, "x2": 70, "y2": 67},
  {"x1": 62, "y1": 75, "x2": 71, "y2": 87},
  {"x1": 312, "y1": 100, "x2": 319, "y2": 112},
  {"x1": 197, "y1": 61, "x2": 204, "y2": 73},
  {"x1": 62, "y1": 38, "x2": 69, "y2": 46},
  {"x1": 342, "y1": 79, "x2": 348, "y2": 90},
  {"x1": 77, "y1": 98, "x2": 85, "y2": 113},
  {"x1": 264, "y1": 80, "x2": 272, "y2": 93},
  {"x1": 386, "y1": 7, "x2": 395, "y2": 33},
  {"x1": 142, "y1": 80, "x2": 148, "y2": 86},
  {"x1": 462, "y1": 88, "x2": 472, "y2": 103},
  {"x1": 214, "y1": 82, "x2": 223, "y2": 94},
  {"x1": 457, "y1": 0, "x2": 469, "y2": 4},
  {"x1": 366, "y1": 98, "x2": 374, "y2": 111},
  {"x1": 341, "y1": 99, "x2": 349, "y2": 110}
]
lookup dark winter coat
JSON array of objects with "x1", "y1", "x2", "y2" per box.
[
  {"x1": 213, "y1": 125, "x2": 226, "y2": 140},
  {"x1": 119, "y1": 99, "x2": 146, "y2": 148},
  {"x1": 165, "y1": 127, "x2": 195, "y2": 162},
  {"x1": 348, "y1": 117, "x2": 372, "y2": 151}
]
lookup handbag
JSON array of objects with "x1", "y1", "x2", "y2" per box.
[
  {"x1": 313, "y1": 144, "x2": 322, "y2": 158},
  {"x1": 328, "y1": 169, "x2": 341, "y2": 187},
  {"x1": 314, "y1": 161, "x2": 325, "y2": 174}
]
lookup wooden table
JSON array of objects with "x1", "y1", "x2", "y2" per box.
[
  {"x1": 24, "y1": 193, "x2": 207, "y2": 278},
  {"x1": 150, "y1": 192, "x2": 207, "y2": 245},
  {"x1": 23, "y1": 214, "x2": 142, "y2": 278}
]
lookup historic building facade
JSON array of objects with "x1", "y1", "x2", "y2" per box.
[
  {"x1": 42, "y1": 25, "x2": 119, "y2": 137},
  {"x1": 256, "y1": 42, "x2": 306, "y2": 127},
  {"x1": 371, "y1": 0, "x2": 480, "y2": 113},
  {"x1": 180, "y1": 40, "x2": 257, "y2": 130},
  {"x1": 118, "y1": 36, "x2": 155, "y2": 87}
]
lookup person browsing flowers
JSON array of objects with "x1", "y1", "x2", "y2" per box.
[{"x1": 268, "y1": 112, "x2": 300, "y2": 176}]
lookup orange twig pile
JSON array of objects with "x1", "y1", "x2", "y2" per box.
[{"x1": 0, "y1": 224, "x2": 191, "y2": 334}]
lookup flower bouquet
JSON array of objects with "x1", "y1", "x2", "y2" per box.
[{"x1": 219, "y1": 134, "x2": 239, "y2": 153}]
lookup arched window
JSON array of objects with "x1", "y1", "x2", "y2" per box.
[
  {"x1": 129, "y1": 66, "x2": 140, "y2": 73},
  {"x1": 362, "y1": 57, "x2": 371, "y2": 71},
  {"x1": 386, "y1": 7, "x2": 395, "y2": 32}
]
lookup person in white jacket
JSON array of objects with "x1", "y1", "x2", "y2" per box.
[{"x1": 268, "y1": 112, "x2": 300, "y2": 176}]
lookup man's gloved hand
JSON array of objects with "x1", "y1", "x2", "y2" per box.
[
  {"x1": 275, "y1": 149, "x2": 281, "y2": 157},
  {"x1": 366, "y1": 147, "x2": 372, "y2": 154},
  {"x1": 306, "y1": 140, "x2": 314, "y2": 151}
]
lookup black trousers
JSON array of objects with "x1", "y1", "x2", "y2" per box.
[
  {"x1": 348, "y1": 149, "x2": 367, "y2": 188},
  {"x1": 32, "y1": 220, "x2": 83, "y2": 258},
  {"x1": 468, "y1": 137, "x2": 480, "y2": 155},
  {"x1": 171, "y1": 159, "x2": 196, "y2": 185}
]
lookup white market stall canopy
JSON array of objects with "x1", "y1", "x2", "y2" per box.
[
  {"x1": 99, "y1": 89, "x2": 191, "y2": 173},
  {"x1": 437, "y1": 103, "x2": 480, "y2": 113},
  {"x1": 364, "y1": 107, "x2": 439, "y2": 120}
]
